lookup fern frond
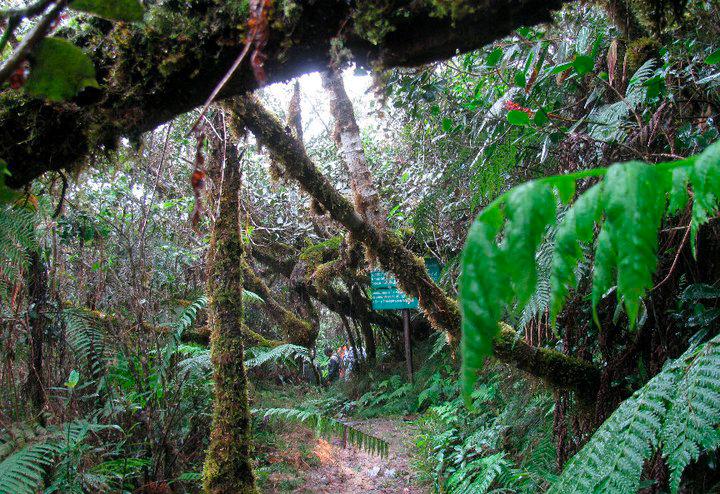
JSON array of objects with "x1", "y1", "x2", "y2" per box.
[
  {"x1": 0, "y1": 420, "x2": 116, "y2": 494},
  {"x1": 460, "y1": 140, "x2": 720, "y2": 397},
  {"x1": 258, "y1": 408, "x2": 389, "y2": 457},
  {"x1": 63, "y1": 308, "x2": 107, "y2": 378},
  {"x1": 0, "y1": 205, "x2": 37, "y2": 304},
  {"x1": 550, "y1": 333, "x2": 720, "y2": 493},
  {"x1": 0, "y1": 442, "x2": 57, "y2": 494},
  {"x1": 244, "y1": 343, "x2": 311, "y2": 369}
]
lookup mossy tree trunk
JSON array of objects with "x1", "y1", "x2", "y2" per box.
[
  {"x1": 25, "y1": 250, "x2": 47, "y2": 416},
  {"x1": 203, "y1": 132, "x2": 257, "y2": 494}
]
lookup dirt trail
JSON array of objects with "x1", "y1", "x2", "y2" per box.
[{"x1": 294, "y1": 417, "x2": 427, "y2": 494}]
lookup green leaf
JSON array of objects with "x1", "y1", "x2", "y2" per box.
[
  {"x1": 514, "y1": 71, "x2": 526, "y2": 88},
  {"x1": 486, "y1": 47, "x2": 503, "y2": 67},
  {"x1": 591, "y1": 225, "x2": 616, "y2": 327},
  {"x1": 667, "y1": 166, "x2": 690, "y2": 215},
  {"x1": 507, "y1": 110, "x2": 530, "y2": 126},
  {"x1": 69, "y1": 0, "x2": 144, "y2": 21},
  {"x1": 460, "y1": 202, "x2": 505, "y2": 402},
  {"x1": 502, "y1": 182, "x2": 556, "y2": 306},
  {"x1": 554, "y1": 177, "x2": 576, "y2": 204},
  {"x1": 65, "y1": 369, "x2": 80, "y2": 389},
  {"x1": 548, "y1": 61, "x2": 574, "y2": 74},
  {"x1": 705, "y1": 49, "x2": 720, "y2": 65},
  {"x1": 550, "y1": 183, "x2": 603, "y2": 325},
  {"x1": 441, "y1": 117, "x2": 453, "y2": 132},
  {"x1": 573, "y1": 55, "x2": 595, "y2": 76},
  {"x1": 533, "y1": 108, "x2": 549, "y2": 126},
  {"x1": 26, "y1": 38, "x2": 99, "y2": 102},
  {"x1": 599, "y1": 162, "x2": 669, "y2": 328},
  {"x1": 689, "y1": 141, "x2": 720, "y2": 254}
]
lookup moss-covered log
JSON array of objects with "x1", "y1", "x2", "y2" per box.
[
  {"x1": 0, "y1": 1, "x2": 567, "y2": 188},
  {"x1": 203, "y1": 141, "x2": 257, "y2": 493},
  {"x1": 227, "y1": 95, "x2": 603, "y2": 401}
]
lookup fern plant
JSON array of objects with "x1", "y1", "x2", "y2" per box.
[
  {"x1": 63, "y1": 308, "x2": 107, "y2": 379},
  {"x1": 244, "y1": 343, "x2": 312, "y2": 369},
  {"x1": 0, "y1": 420, "x2": 117, "y2": 494},
  {"x1": 550, "y1": 331, "x2": 720, "y2": 493},
  {"x1": 460, "y1": 140, "x2": 720, "y2": 398},
  {"x1": 258, "y1": 407, "x2": 389, "y2": 457},
  {"x1": 0, "y1": 204, "x2": 37, "y2": 304}
]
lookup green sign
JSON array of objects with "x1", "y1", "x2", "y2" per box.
[{"x1": 371, "y1": 258, "x2": 441, "y2": 310}]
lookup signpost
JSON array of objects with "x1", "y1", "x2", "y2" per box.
[{"x1": 370, "y1": 258, "x2": 441, "y2": 383}]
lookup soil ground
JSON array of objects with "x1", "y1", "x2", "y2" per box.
[{"x1": 262, "y1": 417, "x2": 428, "y2": 494}]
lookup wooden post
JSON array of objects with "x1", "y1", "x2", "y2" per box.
[{"x1": 402, "y1": 308, "x2": 413, "y2": 383}]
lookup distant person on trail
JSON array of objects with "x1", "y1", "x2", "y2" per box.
[{"x1": 324, "y1": 346, "x2": 340, "y2": 385}]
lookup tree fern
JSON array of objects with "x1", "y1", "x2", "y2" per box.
[
  {"x1": 550, "y1": 332, "x2": 720, "y2": 493},
  {"x1": 460, "y1": 140, "x2": 720, "y2": 397},
  {"x1": 258, "y1": 407, "x2": 389, "y2": 457}
]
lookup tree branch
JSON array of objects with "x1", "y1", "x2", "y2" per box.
[{"x1": 0, "y1": 0, "x2": 566, "y2": 187}]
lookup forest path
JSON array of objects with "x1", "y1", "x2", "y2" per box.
[{"x1": 292, "y1": 417, "x2": 428, "y2": 494}]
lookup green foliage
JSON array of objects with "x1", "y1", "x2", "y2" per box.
[
  {"x1": 69, "y1": 0, "x2": 144, "y2": 21},
  {"x1": 63, "y1": 309, "x2": 106, "y2": 378},
  {"x1": 244, "y1": 343, "x2": 311, "y2": 369},
  {"x1": 0, "y1": 204, "x2": 37, "y2": 303},
  {"x1": 460, "y1": 141, "x2": 720, "y2": 397},
  {"x1": 26, "y1": 38, "x2": 98, "y2": 102},
  {"x1": 258, "y1": 408, "x2": 389, "y2": 457},
  {"x1": 0, "y1": 420, "x2": 118, "y2": 494},
  {"x1": 0, "y1": 442, "x2": 57, "y2": 494},
  {"x1": 551, "y1": 332, "x2": 720, "y2": 493}
]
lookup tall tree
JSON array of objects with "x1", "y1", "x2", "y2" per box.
[{"x1": 202, "y1": 123, "x2": 257, "y2": 494}]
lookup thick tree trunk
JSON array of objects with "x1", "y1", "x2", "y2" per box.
[
  {"x1": 226, "y1": 95, "x2": 603, "y2": 402},
  {"x1": 203, "y1": 139, "x2": 257, "y2": 494},
  {"x1": 25, "y1": 251, "x2": 47, "y2": 415},
  {"x1": 322, "y1": 67, "x2": 387, "y2": 232}
]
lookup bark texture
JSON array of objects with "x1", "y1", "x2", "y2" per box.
[
  {"x1": 0, "y1": 0, "x2": 566, "y2": 188},
  {"x1": 203, "y1": 141, "x2": 257, "y2": 494},
  {"x1": 25, "y1": 250, "x2": 47, "y2": 414},
  {"x1": 322, "y1": 67, "x2": 387, "y2": 232}
]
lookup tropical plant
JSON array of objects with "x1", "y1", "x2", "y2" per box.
[
  {"x1": 461, "y1": 140, "x2": 720, "y2": 396},
  {"x1": 551, "y1": 331, "x2": 720, "y2": 493}
]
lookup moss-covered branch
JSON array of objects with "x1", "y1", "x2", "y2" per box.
[
  {"x1": 493, "y1": 324, "x2": 600, "y2": 405},
  {"x1": 1, "y1": 0, "x2": 566, "y2": 187},
  {"x1": 227, "y1": 95, "x2": 603, "y2": 401},
  {"x1": 241, "y1": 258, "x2": 316, "y2": 348},
  {"x1": 227, "y1": 95, "x2": 461, "y2": 344}
]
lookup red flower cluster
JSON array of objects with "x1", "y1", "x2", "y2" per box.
[
  {"x1": 9, "y1": 66, "x2": 27, "y2": 90},
  {"x1": 504, "y1": 100, "x2": 534, "y2": 117}
]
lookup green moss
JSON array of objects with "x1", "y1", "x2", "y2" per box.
[
  {"x1": 625, "y1": 37, "x2": 660, "y2": 74},
  {"x1": 298, "y1": 235, "x2": 342, "y2": 264}
]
